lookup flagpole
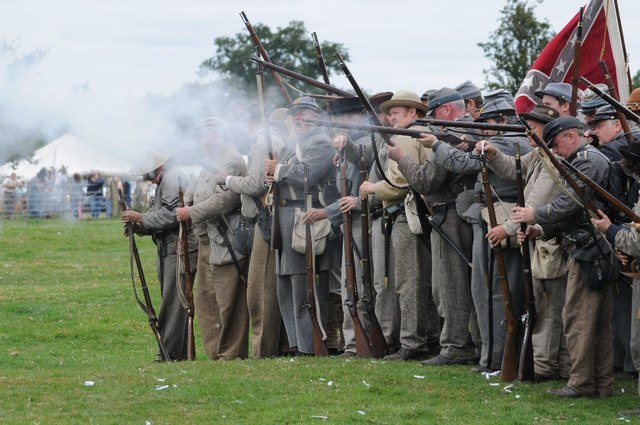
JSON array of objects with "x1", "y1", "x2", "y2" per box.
[{"x1": 613, "y1": 0, "x2": 633, "y2": 91}]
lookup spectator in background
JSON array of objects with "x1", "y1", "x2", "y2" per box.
[
  {"x1": 86, "y1": 172, "x2": 105, "y2": 218},
  {"x1": 3, "y1": 172, "x2": 24, "y2": 218},
  {"x1": 69, "y1": 173, "x2": 85, "y2": 219}
]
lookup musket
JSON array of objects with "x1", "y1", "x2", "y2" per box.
[
  {"x1": 240, "y1": 11, "x2": 293, "y2": 104},
  {"x1": 340, "y1": 150, "x2": 373, "y2": 357},
  {"x1": 570, "y1": 7, "x2": 584, "y2": 116},
  {"x1": 599, "y1": 59, "x2": 634, "y2": 144},
  {"x1": 250, "y1": 57, "x2": 353, "y2": 98},
  {"x1": 256, "y1": 65, "x2": 282, "y2": 250},
  {"x1": 359, "y1": 145, "x2": 388, "y2": 358},
  {"x1": 118, "y1": 189, "x2": 171, "y2": 361},
  {"x1": 304, "y1": 166, "x2": 329, "y2": 356},
  {"x1": 580, "y1": 76, "x2": 640, "y2": 124},
  {"x1": 311, "y1": 32, "x2": 331, "y2": 87},
  {"x1": 479, "y1": 151, "x2": 518, "y2": 382},
  {"x1": 305, "y1": 118, "x2": 466, "y2": 146},
  {"x1": 514, "y1": 143, "x2": 535, "y2": 382},
  {"x1": 415, "y1": 118, "x2": 524, "y2": 133},
  {"x1": 177, "y1": 185, "x2": 196, "y2": 361}
]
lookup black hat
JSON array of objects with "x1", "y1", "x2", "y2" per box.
[
  {"x1": 369, "y1": 92, "x2": 394, "y2": 112},
  {"x1": 475, "y1": 98, "x2": 515, "y2": 122},
  {"x1": 587, "y1": 105, "x2": 618, "y2": 126},
  {"x1": 619, "y1": 142, "x2": 640, "y2": 163},
  {"x1": 328, "y1": 97, "x2": 365, "y2": 115},
  {"x1": 543, "y1": 116, "x2": 583, "y2": 146},
  {"x1": 519, "y1": 104, "x2": 560, "y2": 124}
]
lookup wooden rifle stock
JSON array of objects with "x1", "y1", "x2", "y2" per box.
[
  {"x1": 118, "y1": 189, "x2": 171, "y2": 361},
  {"x1": 256, "y1": 67, "x2": 282, "y2": 250},
  {"x1": 311, "y1": 32, "x2": 331, "y2": 86},
  {"x1": 240, "y1": 11, "x2": 292, "y2": 104},
  {"x1": 580, "y1": 77, "x2": 640, "y2": 124},
  {"x1": 340, "y1": 150, "x2": 372, "y2": 357},
  {"x1": 304, "y1": 166, "x2": 329, "y2": 356},
  {"x1": 177, "y1": 187, "x2": 196, "y2": 361},
  {"x1": 514, "y1": 144, "x2": 535, "y2": 382},
  {"x1": 599, "y1": 59, "x2": 634, "y2": 144},
  {"x1": 250, "y1": 57, "x2": 353, "y2": 98},
  {"x1": 570, "y1": 7, "x2": 584, "y2": 116},
  {"x1": 479, "y1": 155, "x2": 518, "y2": 381},
  {"x1": 359, "y1": 145, "x2": 388, "y2": 358}
]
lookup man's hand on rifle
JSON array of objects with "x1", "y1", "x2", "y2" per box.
[
  {"x1": 339, "y1": 196, "x2": 358, "y2": 213},
  {"x1": 417, "y1": 133, "x2": 438, "y2": 148},
  {"x1": 590, "y1": 209, "x2": 611, "y2": 233},
  {"x1": 386, "y1": 145, "x2": 405, "y2": 162},
  {"x1": 486, "y1": 224, "x2": 508, "y2": 247},
  {"x1": 474, "y1": 140, "x2": 496, "y2": 159},
  {"x1": 302, "y1": 208, "x2": 327, "y2": 224},
  {"x1": 176, "y1": 206, "x2": 191, "y2": 223},
  {"x1": 214, "y1": 171, "x2": 229, "y2": 186},
  {"x1": 510, "y1": 206, "x2": 534, "y2": 224},
  {"x1": 122, "y1": 210, "x2": 143, "y2": 225},
  {"x1": 359, "y1": 181, "x2": 375, "y2": 200},
  {"x1": 616, "y1": 250, "x2": 630, "y2": 266},
  {"x1": 332, "y1": 133, "x2": 349, "y2": 151},
  {"x1": 264, "y1": 158, "x2": 278, "y2": 176},
  {"x1": 516, "y1": 225, "x2": 540, "y2": 245}
]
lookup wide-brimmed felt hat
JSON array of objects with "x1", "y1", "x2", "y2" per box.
[
  {"x1": 543, "y1": 116, "x2": 583, "y2": 146},
  {"x1": 129, "y1": 149, "x2": 170, "y2": 176},
  {"x1": 369, "y1": 92, "x2": 394, "y2": 112},
  {"x1": 379, "y1": 90, "x2": 428, "y2": 115},
  {"x1": 520, "y1": 104, "x2": 560, "y2": 124},
  {"x1": 535, "y1": 82, "x2": 573, "y2": 103},
  {"x1": 289, "y1": 96, "x2": 321, "y2": 114},
  {"x1": 627, "y1": 88, "x2": 640, "y2": 112},
  {"x1": 455, "y1": 80, "x2": 482, "y2": 100},
  {"x1": 587, "y1": 105, "x2": 618, "y2": 126},
  {"x1": 475, "y1": 98, "x2": 515, "y2": 122}
]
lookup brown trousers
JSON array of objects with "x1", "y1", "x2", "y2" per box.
[
  {"x1": 195, "y1": 241, "x2": 249, "y2": 359},
  {"x1": 563, "y1": 258, "x2": 613, "y2": 395},
  {"x1": 247, "y1": 223, "x2": 285, "y2": 358}
]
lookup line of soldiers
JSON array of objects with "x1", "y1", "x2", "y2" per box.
[{"x1": 121, "y1": 79, "x2": 640, "y2": 399}]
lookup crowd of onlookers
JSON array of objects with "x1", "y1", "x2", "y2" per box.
[{"x1": 0, "y1": 166, "x2": 155, "y2": 219}]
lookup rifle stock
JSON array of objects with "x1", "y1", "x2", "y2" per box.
[
  {"x1": 359, "y1": 145, "x2": 388, "y2": 358},
  {"x1": 178, "y1": 187, "x2": 196, "y2": 361},
  {"x1": 118, "y1": 189, "x2": 171, "y2": 361},
  {"x1": 479, "y1": 155, "x2": 518, "y2": 382},
  {"x1": 514, "y1": 144, "x2": 536, "y2": 382},
  {"x1": 304, "y1": 166, "x2": 329, "y2": 356},
  {"x1": 340, "y1": 150, "x2": 372, "y2": 357},
  {"x1": 240, "y1": 11, "x2": 292, "y2": 104}
]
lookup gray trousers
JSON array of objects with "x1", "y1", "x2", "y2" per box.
[
  {"x1": 611, "y1": 279, "x2": 634, "y2": 373},
  {"x1": 391, "y1": 215, "x2": 436, "y2": 352},
  {"x1": 372, "y1": 215, "x2": 400, "y2": 351},
  {"x1": 532, "y1": 275, "x2": 571, "y2": 378},
  {"x1": 277, "y1": 271, "x2": 329, "y2": 354},
  {"x1": 470, "y1": 219, "x2": 524, "y2": 370},
  {"x1": 431, "y1": 206, "x2": 475, "y2": 359}
]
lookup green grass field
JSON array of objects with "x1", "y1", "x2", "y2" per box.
[{"x1": 1, "y1": 218, "x2": 639, "y2": 424}]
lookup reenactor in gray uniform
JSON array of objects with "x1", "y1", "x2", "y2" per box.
[
  {"x1": 512, "y1": 116, "x2": 615, "y2": 397},
  {"x1": 177, "y1": 118, "x2": 250, "y2": 360},
  {"x1": 423, "y1": 98, "x2": 531, "y2": 370},
  {"x1": 265, "y1": 97, "x2": 340, "y2": 355},
  {"x1": 123, "y1": 150, "x2": 198, "y2": 361}
]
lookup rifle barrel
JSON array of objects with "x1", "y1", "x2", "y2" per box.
[
  {"x1": 416, "y1": 118, "x2": 524, "y2": 133},
  {"x1": 580, "y1": 76, "x2": 640, "y2": 124}
]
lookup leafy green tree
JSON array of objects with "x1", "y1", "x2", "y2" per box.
[
  {"x1": 633, "y1": 69, "x2": 640, "y2": 89},
  {"x1": 200, "y1": 20, "x2": 350, "y2": 98},
  {"x1": 478, "y1": 0, "x2": 555, "y2": 94}
]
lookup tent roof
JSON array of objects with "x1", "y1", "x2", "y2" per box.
[{"x1": 0, "y1": 133, "x2": 133, "y2": 179}]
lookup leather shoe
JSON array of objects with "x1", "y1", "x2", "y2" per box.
[
  {"x1": 547, "y1": 386, "x2": 592, "y2": 398},
  {"x1": 337, "y1": 351, "x2": 356, "y2": 358},
  {"x1": 534, "y1": 373, "x2": 556, "y2": 383},
  {"x1": 383, "y1": 348, "x2": 428, "y2": 361},
  {"x1": 471, "y1": 365, "x2": 496, "y2": 374},
  {"x1": 420, "y1": 354, "x2": 476, "y2": 366}
]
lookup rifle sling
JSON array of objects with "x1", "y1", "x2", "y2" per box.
[{"x1": 216, "y1": 217, "x2": 246, "y2": 282}]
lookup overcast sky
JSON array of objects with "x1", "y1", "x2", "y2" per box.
[{"x1": 2, "y1": 0, "x2": 639, "y2": 99}]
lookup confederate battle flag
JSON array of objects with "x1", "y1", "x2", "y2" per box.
[{"x1": 514, "y1": 0, "x2": 631, "y2": 113}]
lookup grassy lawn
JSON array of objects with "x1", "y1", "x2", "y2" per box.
[{"x1": 0, "y1": 218, "x2": 638, "y2": 424}]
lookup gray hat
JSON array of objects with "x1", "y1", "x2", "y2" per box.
[
  {"x1": 289, "y1": 96, "x2": 321, "y2": 114},
  {"x1": 129, "y1": 149, "x2": 170, "y2": 176},
  {"x1": 579, "y1": 83, "x2": 609, "y2": 113},
  {"x1": 519, "y1": 104, "x2": 560, "y2": 124},
  {"x1": 587, "y1": 105, "x2": 618, "y2": 126},
  {"x1": 427, "y1": 87, "x2": 464, "y2": 111},
  {"x1": 379, "y1": 90, "x2": 428, "y2": 115},
  {"x1": 475, "y1": 98, "x2": 515, "y2": 122},
  {"x1": 483, "y1": 88, "x2": 515, "y2": 107},
  {"x1": 535, "y1": 82, "x2": 573, "y2": 103},
  {"x1": 455, "y1": 80, "x2": 482, "y2": 100},
  {"x1": 543, "y1": 116, "x2": 583, "y2": 146}
]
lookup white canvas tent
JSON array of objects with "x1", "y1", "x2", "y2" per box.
[{"x1": 0, "y1": 133, "x2": 133, "y2": 179}]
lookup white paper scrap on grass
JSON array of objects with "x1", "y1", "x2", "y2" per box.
[
  {"x1": 84, "y1": 381, "x2": 95, "y2": 386},
  {"x1": 311, "y1": 415, "x2": 328, "y2": 420},
  {"x1": 414, "y1": 375, "x2": 425, "y2": 379},
  {"x1": 155, "y1": 385, "x2": 169, "y2": 391},
  {"x1": 362, "y1": 380, "x2": 370, "y2": 389},
  {"x1": 358, "y1": 410, "x2": 366, "y2": 415}
]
